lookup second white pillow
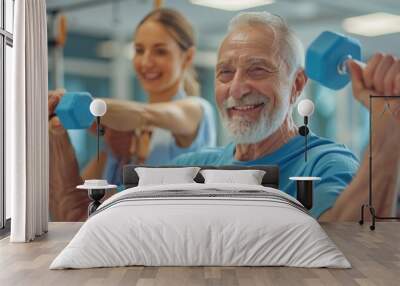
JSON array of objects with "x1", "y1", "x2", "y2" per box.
[{"x1": 200, "y1": 169, "x2": 266, "y2": 185}]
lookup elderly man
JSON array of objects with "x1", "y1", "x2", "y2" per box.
[{"x1": 173, "y1": 12, "x2": 400, "y2": 221}]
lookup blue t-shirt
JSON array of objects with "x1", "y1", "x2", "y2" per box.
[
  {"x1": 173, "y1": 133, "x2": 360, "y2": 219},
  {"x1": 103, "y1": 89, "x2": 217, "y2": 186}
]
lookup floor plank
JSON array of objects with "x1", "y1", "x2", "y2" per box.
[{"x1": 0, "y1": 222, "x2": 399, "y2": 286}]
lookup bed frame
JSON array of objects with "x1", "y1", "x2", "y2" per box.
[{"x1": 122, "y1": 165, "x2": 279, "y2": 189}]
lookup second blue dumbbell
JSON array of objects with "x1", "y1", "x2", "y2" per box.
[
  {"x1": 305, "y1": 31, "x2": 366, "y2": 90},
  {"x1": 55, "y1": 92, "x2": 95, "y2": 129}
]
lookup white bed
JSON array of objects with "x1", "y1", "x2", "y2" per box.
[{"x1": 50, "y1": 183, "x2": 350, "y2": 269}]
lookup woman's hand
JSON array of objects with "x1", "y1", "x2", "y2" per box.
[{"x1": 104, "y1": 128, "x2": 136, "y2": 163}]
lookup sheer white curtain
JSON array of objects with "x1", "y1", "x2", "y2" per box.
[{"x1": 7, "y1": 0, "x2": 48, "y2": 242}]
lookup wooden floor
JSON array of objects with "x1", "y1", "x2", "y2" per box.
[{"x1": 0, "y1": 222, "x2": 399, "y2": 286}]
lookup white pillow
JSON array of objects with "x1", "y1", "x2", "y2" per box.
[
  {"x1": 135, "y1": 167, "x2": 201, "y2": 186},
  {"x1": 200, "y1": 169, "x2": 266, "y2": 185}
]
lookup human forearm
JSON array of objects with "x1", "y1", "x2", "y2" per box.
[
  {"x1": 144, "y1": 99, "x2": 202, "y2": 135},
  {"x1": 320, "y1": 114, "x2": 400, "y2": 221},
  {"x1": 102, "y1": 98, "x2": 202, "y2": 136},
  {"x1": 101, "y1": 99, "x2": 147, "y2": 131},
  {"x1": 49, "y1": 122, "x2": 88, "y2": 221}
]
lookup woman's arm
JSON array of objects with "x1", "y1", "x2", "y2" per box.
[{"x1": 102, "y1": 98, "x2": 203, "y2": 147}]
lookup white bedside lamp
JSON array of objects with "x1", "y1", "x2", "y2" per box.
[
  {"x1": 289, "y1": 99, "x2": 319, "y2": 210},
  {"x1": 297, "y1": 99, "x2": 315, "y2": 162},
  {"x1": 77, "y1": 98, "x2": 116, "y2": 217},
  {"x1": 90, "y1": 99, "x2": 107, "y2": 161},
  {"x1": 298, "y1": 99, "x2": 315, "y2": 118}
]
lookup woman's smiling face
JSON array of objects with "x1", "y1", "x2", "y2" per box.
[{"x1": 133, "y1": 21, "x2": 187, "y2": 98}]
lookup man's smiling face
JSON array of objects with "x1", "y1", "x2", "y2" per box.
[{"x1": 215, "y1": 24, "x2": 293, "y2": 144}]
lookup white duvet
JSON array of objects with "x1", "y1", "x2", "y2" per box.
[{"x1": 50, "y1": 183, "x2": 350, "y2": 269}]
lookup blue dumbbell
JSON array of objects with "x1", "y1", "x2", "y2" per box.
[
  {"x1": 305, "y1": 31, "x2": 366, "y2": 90},
  {"x1": 55, "y1": 92, "x2": 95, "y2": 129}
]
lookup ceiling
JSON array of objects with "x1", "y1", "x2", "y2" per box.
[{"x1": 46, "y1": 0, "x2": 400, "y2": 58}]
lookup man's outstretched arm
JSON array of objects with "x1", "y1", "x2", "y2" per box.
[
  {"x1": 319, "y1": 112, "x2": 400, "y2": 221},
  {"x1": 320, "y1": 54, "x2": 400, "y2": 221}
]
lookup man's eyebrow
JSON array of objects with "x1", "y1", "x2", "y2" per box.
[
  {"x1": 245, "y1": 57, "x2": 275, "y2": 67},
  {"x1": 216, "y1": 60, "x2": 232, "y2": 70}
]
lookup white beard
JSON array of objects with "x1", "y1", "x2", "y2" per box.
[{"x1": 220, "y1": 93, "x2": 289, "y2": 144}]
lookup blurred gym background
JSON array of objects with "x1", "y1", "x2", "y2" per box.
[{"x1": 45, "y1": 0, "x2": 400, "y2": 170}]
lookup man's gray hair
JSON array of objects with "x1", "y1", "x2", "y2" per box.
[{"x1": 227, "y1": 11, "x2": 304, "y2": 77}]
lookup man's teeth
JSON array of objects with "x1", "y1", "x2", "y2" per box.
[{"x1": 231, "y1": 103, "x2": 263, "y2": 110}]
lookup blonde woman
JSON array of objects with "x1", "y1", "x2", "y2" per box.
[
  {"x1": 101, "y1": 8, "x2": 216, "y2": 185},
  {"x1": 49, "y1": 8, "x2": 216, "y2": 221}
]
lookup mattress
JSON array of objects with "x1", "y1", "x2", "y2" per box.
[{"x1": 50, "y1": 183, "x2": 350, "y2": 269}]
